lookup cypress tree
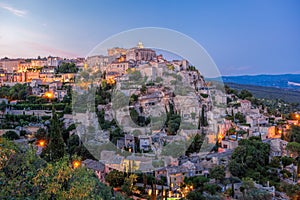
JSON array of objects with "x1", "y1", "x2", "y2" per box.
[
  {"x1": 42, "y1": 110, "x2": 65, "y2": 162},
  {"x1": 201, "y1": 105, "x2": 208, "y2": 127}
]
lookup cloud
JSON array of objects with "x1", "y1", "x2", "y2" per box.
[{"x1": 0, "y1": 3, "x2": 27, "y2": 17}]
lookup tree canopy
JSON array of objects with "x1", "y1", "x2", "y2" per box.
[
  {"x1": 56, "y1": 62, "x2": 78, "y2": 73},
  {"x1": 229, "y1": 137, "x2": 270, "y2": 182},
  {"x1": 42, "y1": 111, "x2": 65, "y2": 162},
  {"x1": 0, "y1": 138, "x2": 113, "y2": 199},
  {"x1": 105, "y1": 170, "x2": 125, "y2": 188}
]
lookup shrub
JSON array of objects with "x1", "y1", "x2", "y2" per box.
[
  {"x1": 3, "y1": 131, "x2": 19, "y2": 140},
  {"x1": 20, "y1": 130, "x2": 27, "y2": 137}
]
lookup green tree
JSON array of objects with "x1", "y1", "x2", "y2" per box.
[
  {"x1": 200, "y1": 105, "x2": 208, "y2": 127},
  {"x1": 105, "y1": 170, "x2": 125, "y2": 188},
  {"x1": 130, "y1": 94, "x2": 139, "y2": 103},
  {"x1": 286, "y1": 125, "x2": 300, "y2": 142},
  {"x1": 240, "y1": 177, "x2": 273, "y2": 199},
  {"x1": 165, "y1": 101, "x2": 181, "y2": 135},
  {"x1": 186, "y1": 134, "x2": 205, "y2": 156},
  {"x1": 35, "y1": 128, "x2": 47, "y2": 140},
  {"x1": 240, "y1": 177, "x2": 255, "y2": 198},
  {"x1": 0, "y1": 100, "x2": 6, "y2": 115},
  {"x1": 287, "y1": 142, "x2": 300, "y2": 156},
  {"x1": 280, "y1": 183, "x2": 300, "y2": 199},
  {"x1": 234, "y1": 112, "x2": 246, "y2": 123},
  {"x1": 186, "y1": 190, "x2": 205, "y2": 200},
  {"x1": 140, "y1": 85, "x2": 147, "y2": 94},
  {"x1": 281, "y1": 156, "x2": 294, "y2": 168},
  {"x1": 0, "y1": 139, "x2": 43, "y2": 197},
  {"x1": 238, "y1": 89, "x2": 253, "y2": 100},
  {"x1": 184, "y1": 175, "x2": 209, "y2": 192},
  {"x1": 3, "y1": 131, "x2": 19, "y2": 140},
  {"x1": 229, "y1": 137, "x2": 270, "y2": 182},
  {"x1": 269, "y1": 156, "x2": 281, "y2": 168},
  {"x1": 66, "y1": 134, "x2": 96, "y2": 161},
  {"x1": 57, "y1": 62, "x2": 78, "y2": 73},
  {"x1": 0, "y1": 145, "x2": 46, "y2": 199},
  {"x1": 229, "y1": 160, "x2": 245, "y2": 177},
  {"x1": 121, "y1": 174, "x2": 138, "y2": 196},
  {"x1": 33, "y1": 156, "x2": 112, "y2": 199},
  {"x1": 42, "y1": 111, "x2": 65, "y2": 162},
  {"x1": 209, "y1": 165, "x2": 225, "y2": 183},
  {"x1": 203, "y1": 183, "x2": 221, "y2": 195},
  {"x1": 3, "y1": 83, "x2": 31, "y2": 100},
  {"x1": 0, "y1": 137, "x2": 19, "y2": 170}
]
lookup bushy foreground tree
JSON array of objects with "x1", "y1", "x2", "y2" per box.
[{"x1": 0, "y1": 137, "x2": 113, "y2": 199}]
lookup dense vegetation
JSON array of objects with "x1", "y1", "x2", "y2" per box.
[
  {"x1": 56, "y1": 62, "x2": 78, "y2": 73},
  {"x1": 225, "y1": 82, "x2": 300, "y2": 109},
  {"x1": 0, "y1": 83, "x2": 31, "y2": 100},
  {"x1": 165, "y1": 101, "x2": 181, "y2": 135},
  {"x1": 0, "y1": 137, "x2": 115, "y2": 199},
  {"x1": 229, "y1": 136, "x2": 300, "y2": 199},
  {"x1": 0, "y1": 106, "x2": 116, "y2": 199}
]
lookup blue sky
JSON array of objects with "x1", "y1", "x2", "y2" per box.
[{"x1": 0, "y1": 0, "x2": 299, "y2": 75}]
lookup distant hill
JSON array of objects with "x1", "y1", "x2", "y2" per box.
[
  {"x1": 219, "y1": 74, "x2": 300, "y2": 91},
  {"x1": 208, "y1": 74, "x2": 300, "y2": 106},
  {"x1": 224, "y1": 82, "x2": 300, "y2": 106}
]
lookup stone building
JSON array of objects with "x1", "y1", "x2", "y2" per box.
[
  {"x1": 107, "y1": 47, "x2": 127, "y2": 56},
  {"x1": 86, "y1": 55, "x2": 115, "y2": 70},
  {"x1": 126, "y1": 42, "x2": 156, "y2": 62},
  {"x1": 0, "y1": 58, "x2": 22, "y2": 73},
  {"x1": 31, "y1": 59, "x2": 47, "y2": 67}
]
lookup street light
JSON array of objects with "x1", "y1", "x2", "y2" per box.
[
  {"x1": 37, "y1": 139, "x2": 46, "y2": 147},
  {"x1": 44, "y1": 91, "x2": 54, "y2": 100},
  {"x1": 72, "y1": 160, "x2": 81, "y2": 169}
]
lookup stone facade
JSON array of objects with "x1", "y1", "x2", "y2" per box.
[{"x1": 126, "y1": 47, "x2": 156, "y2": 62}]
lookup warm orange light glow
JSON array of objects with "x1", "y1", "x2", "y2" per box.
[
  {"x1": 37, "y1": 140, "x2": 46, "y2": 147},
  {"x1": 72, "y1": 160, "x2": 81, "y2": 168},
  {"x1": 44, "y1": 92, "x2": 53, "y2": 99},
  {"x1": 278, "y1": 130, "x2": 282, "y2": 134},
  {"x1": 107, "y1": 77, "x2": 116, "y2": 85},
  {"x1": 218, "y1": 134, "x2": 224, "y2": 143},
  {"x1": 296, "y1": 114, "x2": 299, "y2": 118}
]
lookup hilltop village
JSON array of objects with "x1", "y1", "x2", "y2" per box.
[{"x1": 1, "y1": 43, "x2": 300, "y2": 199}]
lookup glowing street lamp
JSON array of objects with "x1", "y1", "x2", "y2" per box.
[
  {"x1": 37, "y1": 139, "x2": 46, "y2": 147},
  {"x1": 72, "y1": 160, "x2": 81, "y2": 169},
  {"x1": 44, "y1": 91, "x2": 53, "y2": 99}
]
